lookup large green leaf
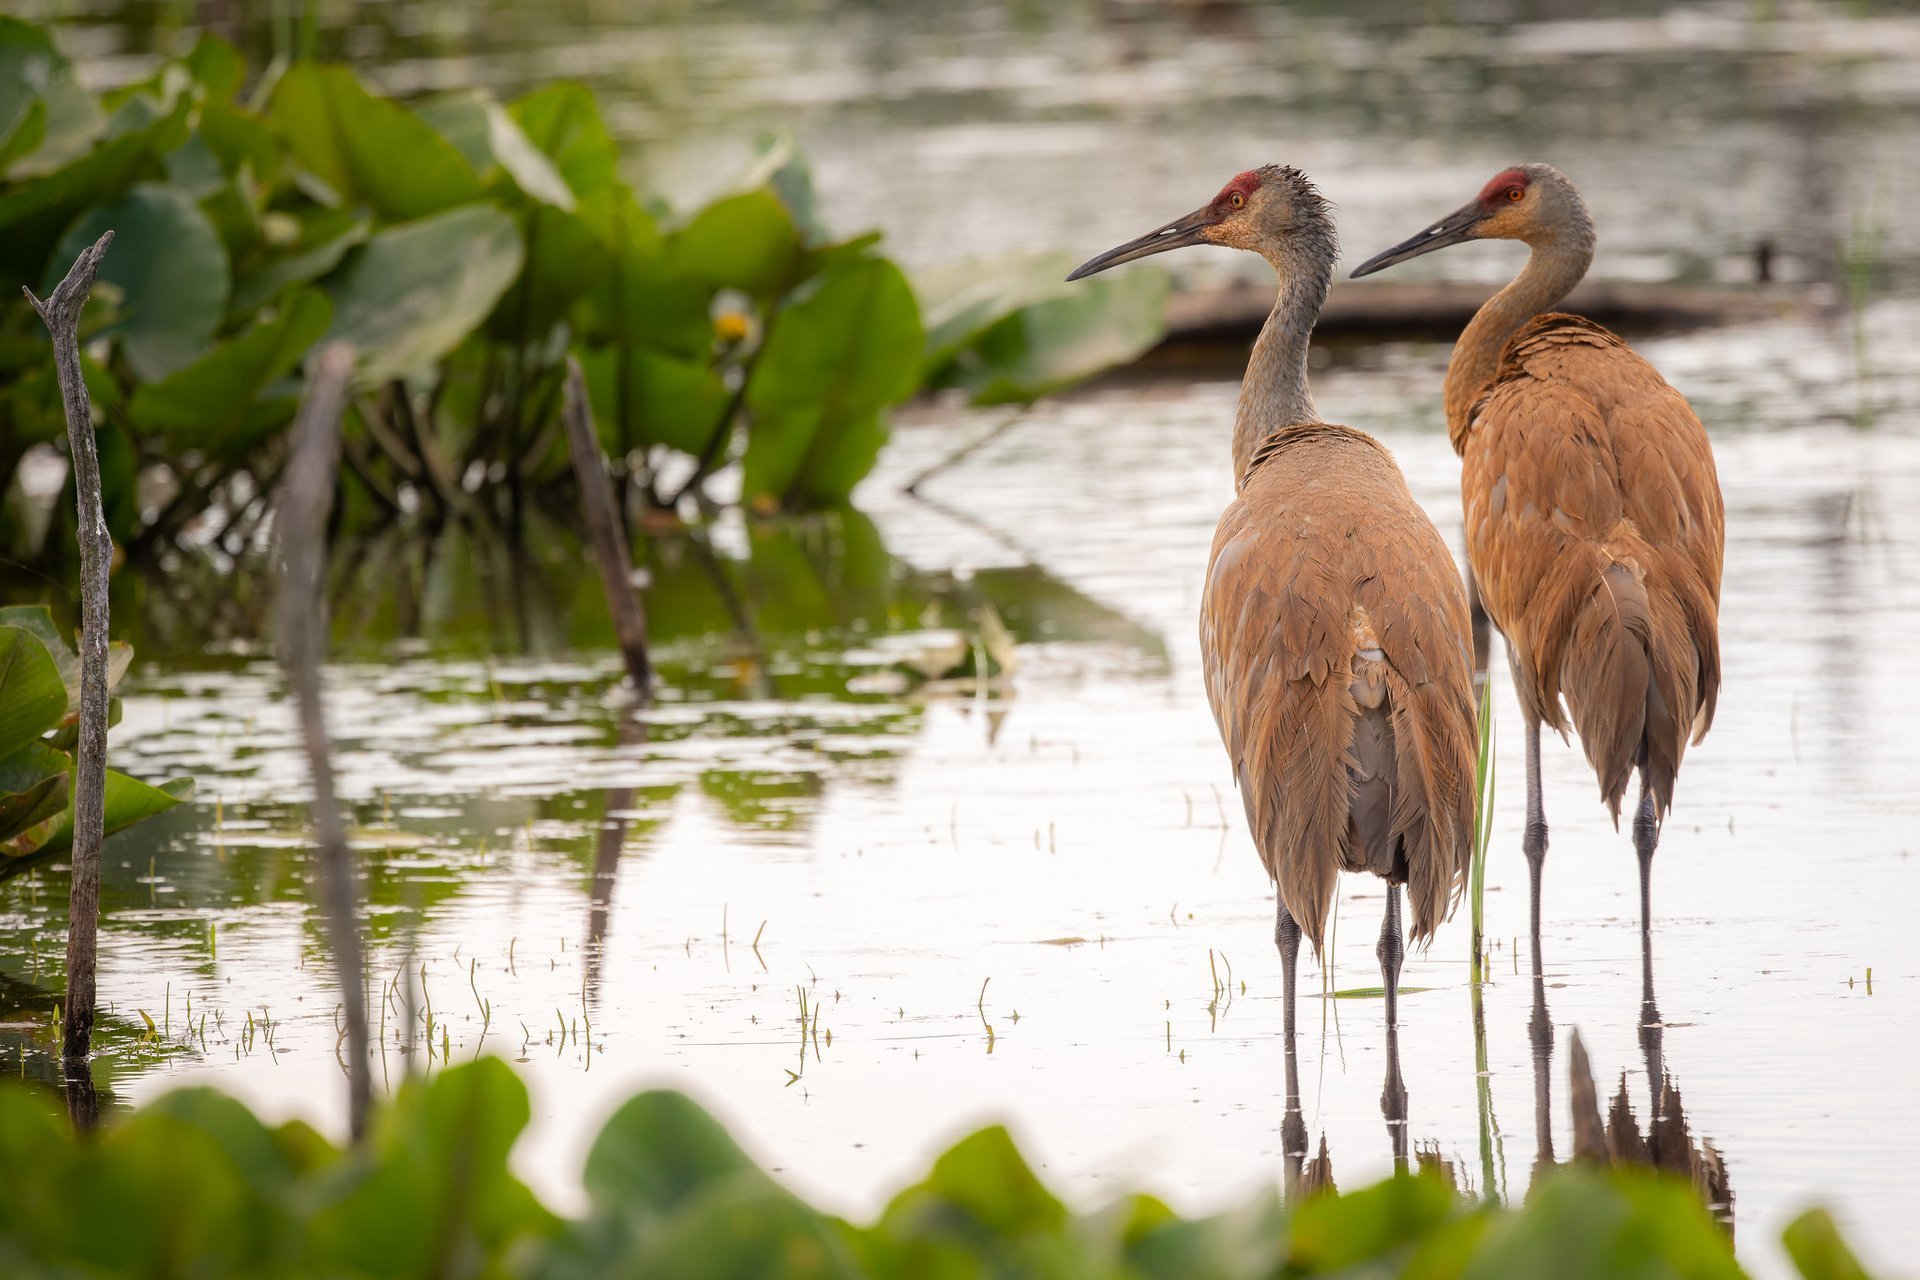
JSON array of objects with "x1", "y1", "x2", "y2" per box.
[
  {"x1": 268, "y1": 63, "x2": 482, "y2": 221},
  {"x1": 416, "y1": 90, "x2": 575, "y2": 210},
  {"x1": 1461, "y1": 1168, "x2": 1740, "y2": 1280},
  {"x1": 633, "y1": 1181, "x2": 860, "y2": 1278},
  {"x1": 742, "y1": 257, "x2": 921, "y2": 505},
  {"x1": 0, "y1": 625, "x2": 66, "y2": 759},
  {"x1": 324, "y1": 203, "x2": 524, "y2": 384},
  {"x1": 49, "y1": 183, "x2": 231, "y2": 381},
  {"x1": 509, "y1": 83, "x2": 617, "y2": 199},
  {"x1": 0, "y1": 605, "x2": 133, "y2": 716},
  {"x1": 578, "y1": 345, "x2": 728, "y2": 458},
  {"x1": 670, "y1": 189, "x2": 800, "y2": 297},
  {"x1": 1782, "y1": 1208, "x2": 1871, "y2": 1280},
  {"x1": 129, "y1": 288, "x2": 332, "y2": 453},
  {"x1": 583, "y1": 1090, "x2": 764, "y2": 1216},
  {"x1": 0, "y1": 17, "x2": 104, "y2": 178},
  {"x1": 198, "y1": 100, "x2": 282, "y2": 186},
  {"x1": 574, "y1": 183, "x2": 712, "y2": 360},
  {"x1": 488, "y1": 205, "x2": 608, "y2": 344},
  {"x1": 923, "y1": 251, "x2": 1167, "y2": 405},
  {"x1": 305, "y1": 1059, "x2": 554, "y2": 1275},
  {"x1": 0, "y1": 94, "x2": 189, "y2": 281},
  {"x1": 0, "y1": 772, "x2": 65, "y2": 845},
  {"x1": 0, "y1": 768, "x2": 193, "y2": 865},
  {"x1": 230, "y1": 206, "x2": 369, "y2": 316},
  {"x1": 0, "y1": 740, "x2": 68, "y2": 848}
]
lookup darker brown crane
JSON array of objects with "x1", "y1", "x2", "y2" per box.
[
  {"x1": 1351, "y1": 163, "x2": 1724, "y2": 955},
  {"x1": 1069, "y1": 166, "x2": 1477, "y2": 1034}
]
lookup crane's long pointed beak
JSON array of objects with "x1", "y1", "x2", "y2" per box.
[
  {"x1": 1348, "y1": 200, "x2": 1486, "y2": 278},
  {"x1": 1066, "y1": 207, "x2": 1219, "y2": 281}
]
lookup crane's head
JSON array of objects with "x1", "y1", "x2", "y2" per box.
[
  {"x1": 1348, "y1": 163, "x2": 1592, "y2": 278},
  {"x1": 1066, "y1": 165, "x2": 1334, "y2": 281}
]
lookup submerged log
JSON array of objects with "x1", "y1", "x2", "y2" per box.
[{"x1": 1163, "y1": 278, "x2": 1821, "y2": 346}]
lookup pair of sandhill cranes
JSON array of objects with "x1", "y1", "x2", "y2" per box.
[{"x1": 1069, "y1": 162, "x2": 1723, "y2": 1037}]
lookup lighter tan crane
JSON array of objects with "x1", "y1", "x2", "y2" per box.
[
  {"x1": 1069, "y1": 166, "x2": 1477, "y2": 1033},
  {"x1": 1351, "y1": 164, "x2": 1724, "y2": 955}
]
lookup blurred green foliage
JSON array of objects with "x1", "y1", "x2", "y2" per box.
[
  {"x1": 0, "y1": 18, "x2": 1167, "y2": 564},
  {"x1": 0, "y1": 605, "x2": 190, "y2": 881},
  {"x1": 0, "y1": 1057, "x2": 1875, "y2": 1278}
]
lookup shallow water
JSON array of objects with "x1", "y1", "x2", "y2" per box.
[
  {"x1": 7, "y1": 1, "x2": 1920, "y2": 1274},
  {"x1": 5, "y1": 290, "x2": 1919, "y2": 1277}
]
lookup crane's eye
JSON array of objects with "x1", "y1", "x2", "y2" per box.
[
  {"x1": 1229, "y1": 191, "x2": 1245, "y2": 209},
  {"x1": 1506, "y1": 187, "x2": 1524, "y2": 202}
]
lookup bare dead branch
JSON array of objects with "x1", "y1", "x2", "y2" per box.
[
  {"x1": 274, "y1": 341, "x2": 372, "y2": 1140},
  {"x1": 562, "y1": 358, "x2": 653, "y2": 694},
  {"x1": 23, "y1": 231, "x2": 115, "y2": 1090}
]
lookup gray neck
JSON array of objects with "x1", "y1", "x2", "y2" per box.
[
  {"x1": 1442, "y1": 231, "x2": 1593, "y2": 451},
  {"x1": 1232, "y1": 255, "x2": 1330, "y2": 484}
]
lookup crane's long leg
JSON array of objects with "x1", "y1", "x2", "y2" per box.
[
  {"x1": 1276, "y1": 899, "x2": 1301, "y2": 1042},
  {"x1": 1523, "y1": 715, "x2": 1548, "y2": 971},
  {"x1": 1376, "y1": 883, "x2": 1404, "y2": 1029},
  {"x1": 1632, "y1": 774, "x2": 1659, "y2": 938}
]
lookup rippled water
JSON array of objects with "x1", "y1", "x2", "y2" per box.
[{"x1": 7, "y1": 2, "x2": 1920, "y2": 1276}]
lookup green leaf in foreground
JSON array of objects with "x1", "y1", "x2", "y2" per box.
[
  {"x1": 1783, "y1": 1208, "x2": 1873, "y2": 1280},
  {"x1": 2, "y1": 770, "x2": 194, "y2": 865},
  {"x1": 0, "y1": 624, "x2": 66, "y2": 758},
  {"x1": 325, "y1": 203, "x2": 525, "y2": 383},
  {"x1": 583, "y1": 1089, "x2": 765, "y2": 1216},
  {"x1": 0, "y1": 605, "x2": 133, "y2": 720}
]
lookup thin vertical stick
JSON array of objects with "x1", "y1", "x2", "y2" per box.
[
  {"x1": 23, "y1": 231, "x2": 115, "y2": 1089},
  {"x1": 275, "y1": 342, "x2": 371, "y2": 1139},
  {"x1": 561, "y1": 357, "x2": 652, "y2": 693}
]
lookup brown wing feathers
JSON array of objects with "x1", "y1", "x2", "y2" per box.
[
  {"x1": 1469, "y1": 315, "x2": 1723, "y2": 821},
  {"x1": 1203, "y1": 426, "x2": 1476, "y2": 949}
]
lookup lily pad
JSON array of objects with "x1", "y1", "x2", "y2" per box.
[
  {"x1": 49, "y1": 183, "x2": 231, "y2": 380},
  {"x1": 0, "y1": 625, "x2": 65, "y2": 759},
  {"x1": 129, "y1": 288, "x2": 332, "y2": 454},
  {"x1": 0, "y1": 606, "x2": 133, "y2": 723},
  {"x1": 0, "y1": 17, "x2": 104, "y2": 177},
  {"x1": 269, "y1": 63, "x2": 482, "y2": 221},
  {"x1": 416, "y1": 90, "x2": 574, "y2": 210},
  {"x1": 742, "y1": 256, "x2": 921, "y2": 505},
  {"x1": 324, "y1": 204, "x2": 524, "y2": 384}
]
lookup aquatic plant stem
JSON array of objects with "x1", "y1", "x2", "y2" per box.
[
  {"x1": 563, "y1": 358, "x2": 653, "y2": 693},
  {"x1": 276, "y1": 341, "x2": 373, "y2": 1140},
  {"x1": 24, "y1": 231, "x2": 114, "y2": 1096}
]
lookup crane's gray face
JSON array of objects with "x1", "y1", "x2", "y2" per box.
[{"x1": 1065, "y1": 169, "x2": 1266, "y2": 281}]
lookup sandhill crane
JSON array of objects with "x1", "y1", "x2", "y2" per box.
[
  {"x1": 1350, "y1": 164, "x2": 1724, "y2": 957},
  {"x1": 1069, "y1": 166, "x2": 1477, "y2": 1035}
]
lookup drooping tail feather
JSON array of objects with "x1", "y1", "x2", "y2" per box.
[{"x1": 1559, "y1": 563, "x2": 1699, "y2": 823}]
